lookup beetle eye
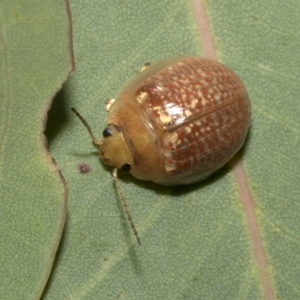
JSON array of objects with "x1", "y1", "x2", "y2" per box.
[
  {"x1": 103, "y1": 127, "x2": 113, "y2": 137},
  {"x1": 121, "y1": 163, "x2": 131, "y2": 172}
]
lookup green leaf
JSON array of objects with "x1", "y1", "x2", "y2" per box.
[
  {"x1": 44, "y1": 0, "x2": 299, "y2": 299},
  {"x1": 0, "y1": 1, "x2": 72, "y2": 299}
]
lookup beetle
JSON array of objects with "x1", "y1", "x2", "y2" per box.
[{"x1": 72, "y1": 55, "x2": 251, "y2": 245}]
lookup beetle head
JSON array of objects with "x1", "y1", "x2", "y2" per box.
[{"x1": 97, "y1": 124, "x2": 134, "y2": 173}]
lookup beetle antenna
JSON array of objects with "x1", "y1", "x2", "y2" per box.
[
  {"x1": 72, "y1": 107, "x2": 141, "y2": 245},
  {"x1": 71, "y1": 107, "x2": 97, "y2": 142},
  {"x1": 113, "y1": 168, "x2": 141, "y2": 246}
]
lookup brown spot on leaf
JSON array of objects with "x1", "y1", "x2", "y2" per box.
[{"x1": 78, "y1": 163, "x2": 91, "y2": 174}]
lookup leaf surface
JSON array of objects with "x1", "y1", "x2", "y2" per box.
[
  {"x1": 44, "y1": 1, "x2": 300, "y2": 299},
  {"x1": 0, "y1": 1, "x2": 72, "y2": 299}
]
